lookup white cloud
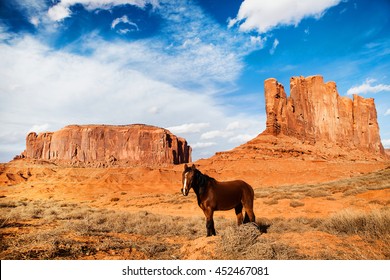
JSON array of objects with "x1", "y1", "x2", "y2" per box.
[
  {"x1": 0, "y1": 25, "x2": 12, "y2": 41},
  {"x1": 200, "y1": 130, "x2": 233, "y2": 140},
  {"x1": 250, "y1": 36, "x2": 267, "y2": 48},
  {"x1": 347, "y1": 78, "x2": 390, "y2": 95},
  {"x1": 47, "y1": 0, "x2": 159, "y2": 21},
  {"x1": 111, "y1": 15, "x2": 139, "y2": 32},
  {"x1": 385, "y1": 109, "x2": 390, "y2": 116},
  {"x1": 270, "y1": 38, "x2": 279, "y2": 54},
  {"x1": 226, "y1": 121, "x2": 241, "y2": 131},
  {"x1": 30, "y1": 16, "x2": 40, "y2": 27},
  {"x1": 0, "y1": 37, "x2": 233, "y2": 161},
  {"x1": 28, "y1": 124, "x2": 50, "y2": 133},
  {"x1": 0, "y1": 0, "x2": 268, "y2": 162},
  {"x1": 0, "y1": 35, "x2": 260, "y2": 162},
  {"x1": 191, "y1": 142, "x2": 217, "y2": 149},
  {"x1": 230, "y1": 0, "x2": 342, "y2": 33},
  {"x1": 12, "y1": 0, "x2": 48, "y2": 22},
  {"x1": 47, "y1": 4, "x2": 71, "y2": 21},
  {"x1": 9, "y1": 0, "x2": 261, "y2": 90},
  {"x1": 229, "y1": 134, "x2": 255, "y2": 143},
  {"x1": 148, "y1": 106, "x2": 159, "y2": 114},
  {"x1": 382, "y1": 139, "x2": 390, "y2": 148},
  {"x1": 167, "y1": 123, "x2": 210, "y2": 134}
]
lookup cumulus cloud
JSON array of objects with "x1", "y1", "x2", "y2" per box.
[
  {"x1": 226, "y1": 121, "x2": 242, "y2": 131},
  {"x1": 167, "y1": 123, "x2": 210, "y2": 134},
  {"x1": 200, "y1": 119, "x2": 260, "y2": 140},
  {"x1": 191, "y1": 142, "x2": 217, "y2": 149},
  {"x1": 0, "y1": 37, "x2": 232, "y2": 161},
  {"x1": 347, "y1": 79, "x2": 390, "y2": 95},
  {"x1": 229, "y1": 0, "x2": 342, "y2": 33},
  {"x1": 47, "y1": 4, "x2": 71, "y2": 21},
  {"x1": 229, "y1": 134, "x2": 255, "y2": 143},
  {"x1": 200, "y1": 130, "x2": 233, "y2": 140},
  {"x1": 0, "y1": 0, "x2": 267, "y2": 162},
  {"x1": 47, "y1": 0, "x2": 159, "y2": 21}
]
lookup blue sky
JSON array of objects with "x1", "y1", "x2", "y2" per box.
[{"x1": 0, "y1": 0, "x2": 389, "y2": 162}]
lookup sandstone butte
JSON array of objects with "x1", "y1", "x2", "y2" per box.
[
  {"x1": 210, "y1": 75, "x2": 386, "y2": 162},
  {"x1": 263, "y1": 75, "x2": 385, "y2": 155},
  {"x1": 21, "y1": 124, "x2": 191, "y2": 167},
  {"x1": 18, "y1": 75, "x2": 387, "y2": 166}
]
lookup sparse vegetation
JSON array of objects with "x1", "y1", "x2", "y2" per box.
[
  {"x1": 289, "y1": 200, "x2": 305, "y2": 208},
  {"x1": 1, "y1": 196, "x2": 389, "y2": 259},
  {"x1": 1, "y1": 166, "x2": 389, "y2": 260},
  {"x1": 321, "y1": 208, "x2": 390, "y2": 239},
  {"x1": 0, "y1": 198, "x2": 208, "y2": 259}
]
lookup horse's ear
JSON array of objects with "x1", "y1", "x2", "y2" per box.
[
  {"x1": 184, "y1": 164, "x2": 188, "y2": 170},
  {"x1": 191, "y1": 164, "x2": 196, "y2": 170}
]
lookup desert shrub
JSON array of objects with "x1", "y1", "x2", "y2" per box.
[
  {"x1": 249, "y1": 240, "x2": 307, "y2": 260},
  {"x1": 254, "y1": 189, "x2": 272, "y2": 198},
  {"x1": 0, "y1": 202, "x2": 17, "y2": 208},
  {"x1": 342, "y1": 187, "x2": 367, "y2": 197},
  {"x1": 64, "y1": 210, "x2": 206, "y2": 239},
  {"x1": 219, "y1": 223, "x2": 261, "y2": 259},
  {"x1": 321, "y1": 208, "x2": 390, "y2": 239},
  {"x1": 273, "y1": 192, "x2": 295, "y2": 200},
  {"x1": 306, "y1": 188, "x2": 331, "y2": 198},
  {"x1": 268, "y1": 217, "x2": 321, "y2": 234},
  {"x1": 218, "y1": 223, "x2": 307, "y2": 260},
  {"x1": 263, "y1": 198, "x2": 278, "y2": 205},
  {"x1": 290, "y1": 200, "x2": 305, "y2": 208}
]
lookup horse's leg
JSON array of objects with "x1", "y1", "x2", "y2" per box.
[
  {"x1": 235, "y1": 203, "x2": 243, "y2": 225},
  {"x1": 243, "y1": 207, "x2": 256, "y2": 223},
  {"x1": 243, "y1": 197, "x2": 256, "y2": 224},
  {"x1": 204, "y1": 208, "x2": 216, "y2": 237},
  {"x1": 244, "y1": 208, "x2": 256, "y2": 224}
]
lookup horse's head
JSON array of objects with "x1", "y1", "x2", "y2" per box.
[{"x1": 181, "y1": 164, "x2": 197, "y2": 196}]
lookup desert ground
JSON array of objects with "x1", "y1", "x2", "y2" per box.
[{"x1": 1, "y1": 155, "x2": 389, "y2": 260}]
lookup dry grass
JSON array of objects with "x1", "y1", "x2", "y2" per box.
[
  {"x1": 1, "y1": 198, "x2": 389, "y2": 259},
  {"x1": 321, "y1": 208, "x2": 390, "y2": 239},
  {"x1": 289, "y1": 200, "x2": 305, "y2": 208},
  {"x1": 217, "y1": 223, "x2": 307, "y2": 260},
  {"x1": 1, "y1": 167, "x2": 389, "y2": 260},
  {"x1": 0, "y1": 198, "x2": 207, "y2": 260},
  {"x1": 254, "y1": 166, "x2": 390, "y2": 202},
  {"x1": 214, "y1": 207, "x2": 390, "y2": 260}
]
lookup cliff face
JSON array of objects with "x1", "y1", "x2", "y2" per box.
[
  {"x1": 24, "y1": 124, "x2": 191, "y2": 166},
  {"x1": 264, "y1": 75, "x2": 385, "y2": 156}
]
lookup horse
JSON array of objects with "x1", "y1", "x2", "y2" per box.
[{"x1": 181, "y1": 164, "x2": 256, "y2": 237}]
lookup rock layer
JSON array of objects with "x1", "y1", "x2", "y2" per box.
[
  {"x1": 24, "y1": 124, "x2": 191, "y2": 166},
  {"x1": 263, "y1": 75, "x2": 385, "y2": 156}
]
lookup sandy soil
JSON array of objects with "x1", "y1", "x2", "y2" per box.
[{"x1": 0, "y1": 157, "x2": 389, "y2": 259}]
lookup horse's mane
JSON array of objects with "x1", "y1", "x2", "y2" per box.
[{"x1": 196, "y1": 170, "x2": 216, "y2": 196}]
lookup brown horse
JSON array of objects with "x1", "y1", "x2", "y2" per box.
[{"x1": 181, "y1": 164, "x2": 256, "y2": 236}]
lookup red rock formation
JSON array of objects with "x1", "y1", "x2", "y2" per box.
[
  {"x1": 263, "y1": 75, "x2": 385, "y2": 156},
  {"x1": 24, "y1": 124, "x2": 191, "y2": 166}
]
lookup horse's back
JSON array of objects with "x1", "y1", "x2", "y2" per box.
[{"x1": 215, "y1": 179, "x2": 254, "y2": 199}]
